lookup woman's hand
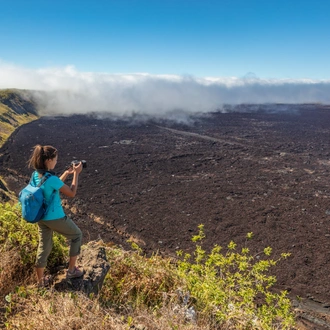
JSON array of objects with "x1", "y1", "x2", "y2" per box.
[
  {"x1": 66, "y1": 167, "x2": 74, "y2": 175},
  {"x1": 73, "y1": 162, "x2": 83, "y2": 174},
  {"x1": 60, "y1": 162, "x2": 83, "y2": 197}
]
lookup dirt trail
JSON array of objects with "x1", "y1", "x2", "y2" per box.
[{"x1": 156, "y1": 125, "x2": 246, "y2": 146}]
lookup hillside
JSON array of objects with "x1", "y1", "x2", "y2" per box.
[
  {"x1": 0, "y1": 89, "x2": 38, "y2": 148},
  {"x1": 0, "y1": 89, "x2": 39, "y2": 201}
]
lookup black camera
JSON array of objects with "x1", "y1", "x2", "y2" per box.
[{"x1": 71, "y1": 160, "x2": 87, "y2": 168}]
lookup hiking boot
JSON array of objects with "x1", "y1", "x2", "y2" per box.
[{"x1": 67, "y1": 266, "x2": 84, "y2": 279}]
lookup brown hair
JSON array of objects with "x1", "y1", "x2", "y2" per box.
[{"x1": 28, "y1": 145, "x2": 58, "y2": 170}]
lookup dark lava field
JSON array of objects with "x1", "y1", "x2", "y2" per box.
[{"x1": 2, "y1": 104, "x2": 330, "y2": 304}]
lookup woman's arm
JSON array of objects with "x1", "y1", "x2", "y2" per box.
[
  {"x1": 59, "y1": 169, "x2": 71, "y2": 182},
  {"x1": 59, "y1": 162, "x2": 82, "y2": 198}
]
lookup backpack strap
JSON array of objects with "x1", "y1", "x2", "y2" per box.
[
  {"x1": 29, "y1": 171, "x2": 53, "y2": 187},
  {"x1": 31, "y1": 171, "x2": 56, "y2": 217},
  {"x1": 38, "y1": 172, "x2": 53, "y2": 187}
]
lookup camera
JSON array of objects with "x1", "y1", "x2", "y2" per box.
[{"x1": 71, "y1": 160, "x2": 87, "y2": 168}]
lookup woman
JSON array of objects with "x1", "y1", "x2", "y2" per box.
[{"x1": 27, "y1": 144, "x2": 84, "y2": 286}]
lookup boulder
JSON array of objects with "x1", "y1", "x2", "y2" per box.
[{"x1": 53, "y1": 241, "x2": 110, "y2": 295}]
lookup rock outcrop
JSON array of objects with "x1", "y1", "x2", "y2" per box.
[{"x1": 53, "y1": 241, "x2": 111, "y2": 295}]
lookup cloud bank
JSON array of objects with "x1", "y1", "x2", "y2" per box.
[{"x1": 0, "y1": 61, "x2": 329, "y2": 117}]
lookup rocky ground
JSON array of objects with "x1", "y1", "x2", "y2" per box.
[{"x1": 2, "y1": 104, "x2": 330, "y2": 328}]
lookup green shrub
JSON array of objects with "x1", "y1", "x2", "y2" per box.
[
  {"x1": 100, "y1": 226, "x2": 295, "y2": 329},
  {"x1": 176, "y1": 224, "x2": 295, "y2": 329}
]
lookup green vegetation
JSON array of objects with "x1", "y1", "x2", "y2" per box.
[
  {"x1": 0, "y1": 202, "x2": 296, "y2": 329},
  {"x1": 176, "y1": 225, "x2": 294, "y2": 329}
]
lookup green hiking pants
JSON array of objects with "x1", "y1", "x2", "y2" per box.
[{"x1": 36, "y1": 215, "x2": 82, "y2": 268}]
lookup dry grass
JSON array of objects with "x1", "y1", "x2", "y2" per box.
[
  {"x1": 0, "y1": 250, "x2": 35, "y2": 297},
  {"x1": 3, "y1": 289, "x2": 214, "y2": 330},
  {"x1": 101, "y1": 248, "x2": 183, "y2": 309},
  {"x1": 4, "y1": 290, "x2": 125, "y2": 330}
]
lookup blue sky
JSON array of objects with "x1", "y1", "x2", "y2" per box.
[
  {"x1": 1, "y1": 0, "x2": 330, "y2": 79},
  {"x1": 1, "y1": 0, "x2": 330, "y2": 114}
]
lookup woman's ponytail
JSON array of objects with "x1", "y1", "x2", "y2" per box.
[{"x1": 28, "y1": 145, "x2": 58, "y2": 170}]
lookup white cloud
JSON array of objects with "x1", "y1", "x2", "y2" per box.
[{"x1": 0, "y1": 60, "x2": 329, "y2": 117}]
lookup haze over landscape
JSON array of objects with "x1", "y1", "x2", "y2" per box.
[{"x1": 1, "y1": 0, "x2": 330, "y2": 116}]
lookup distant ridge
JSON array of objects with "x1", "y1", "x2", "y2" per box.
[
  {"x1": 0, "y1": 89, "x2": 39, "y2": 147},
  {"x1": 0, "y1": 89, "x2": 39, "y2": 201}
]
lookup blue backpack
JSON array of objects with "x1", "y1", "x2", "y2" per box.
[{"x1": 19, "y1": 172, "x2": 54, "y2": 223}]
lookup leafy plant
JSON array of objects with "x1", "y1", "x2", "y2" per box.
[{"x1": 176, "y1": 224, "x2": 295, "y2": 329}]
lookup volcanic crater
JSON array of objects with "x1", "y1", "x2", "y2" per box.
[{"x1": 2, "y1": 105, "x2": 330, "y2": 305}]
